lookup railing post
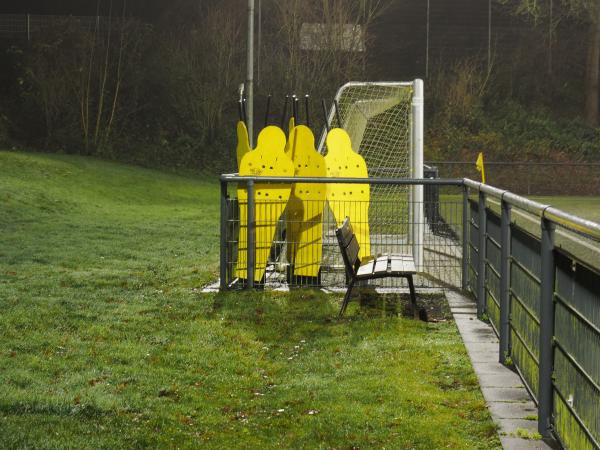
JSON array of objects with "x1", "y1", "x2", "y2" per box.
[
  {"x1": 499, "y1": 198, "x2": 511, "y2": 364},
  {"x1": 477, "y1": 190, "x2": 487, "y2": 318},
  {"x1": 538, "y1": 216, "x2": 556, "y2": 438},
  {"x1": 246, "y1": 180, "x2": 256, "y2": 289},
  {"x1": 219, "y1": 180, "x2": 228, "y2": 290},
  {"x1": 462, "y1": 184, "x2": 469, "y2": 292}
]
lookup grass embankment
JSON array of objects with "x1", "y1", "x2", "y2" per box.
[
  {"x1": 529, "y1": 196, "x2": 600, "y2": 223},
  {"x1": 0, "y1": 151, "x2": 500, "y2": 449}
]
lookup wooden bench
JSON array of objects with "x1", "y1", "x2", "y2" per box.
[{"x1": 335, "y1": 217, "x2": 417, "y2": 317}]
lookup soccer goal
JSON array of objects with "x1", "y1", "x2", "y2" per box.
[{"x1": 318, "y1": 80, "x2": 424, "y2": 271}]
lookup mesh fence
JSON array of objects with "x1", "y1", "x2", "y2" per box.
[
  {"x1": 319, "y1": 83, "x2": 415, "y2": 228},
  {"x1": 551, "y1": 225, "x2": 600, "y2": 450},
  {"x1": 222, "y1": 180, "x2": 462, "y2": 291}
]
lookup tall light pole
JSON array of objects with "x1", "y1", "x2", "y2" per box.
[{"x1": 246, "y1": 0, "x2": 255, "y2": 147}]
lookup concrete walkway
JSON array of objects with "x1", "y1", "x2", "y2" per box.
[{"x1": 446, "y1": 291, "x2": 559, "y2": 450}]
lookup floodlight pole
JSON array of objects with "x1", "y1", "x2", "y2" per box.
[{"x1": 246, "y1": 0, "x2": 255, "y2": 147}]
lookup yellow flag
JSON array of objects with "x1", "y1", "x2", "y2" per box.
[{"x1": 476, "y1": 152, "x2": 486, "y2": 184}]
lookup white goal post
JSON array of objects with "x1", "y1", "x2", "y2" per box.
[{"x1": 318, "y1": 80, "x2": 425, "y2": 271}]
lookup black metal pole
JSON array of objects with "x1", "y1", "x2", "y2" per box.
[
  {"x1": 334, "y1": 99, "x2": 342, "y2": 128},
  {"x1": 499, "y1": 198, "x2": 512, "y2": 364},
  {"x1": 321, "y1": 99, "x2": 330, "y2": 132},
  {"x1": 538, "y1": 217, "x2": 556, "y2": 438},
  {"x1": 238, "y1": 100, "x2": 245, "y2": 124},
  {"x1": 462, "y1": 185, "x2": 469, "y2": 292},
  {"x1": 477, "y1": 190, "x2": 487, "y2": 318},
  {"x1": 292, "y1": 95, "x2": 298, "y2": 124},
  {"x1": 220, "y1": 180, "x2": 228, "y2": 290},
  {"x1": 247, "y1": 180, "x2": 256, "y2": 289},
  {"x1": 264, "y1": 94, "x2": 271, "y2": 127},
  {"x1": 280, "y1": 95, "x2": 289, "y2": 129},
  {"x1": 305, "y1": 94, "x2": 310, "y2": 127},
  {"x1": 242, "y1": 98, "x2": 248, "y2": 126}
]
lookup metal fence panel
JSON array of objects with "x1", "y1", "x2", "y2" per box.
[
  {"x1": 510, "y1": 224, "x2": 542, "y2": 400},
  {"x1": 553, "y1": 249, "x2": 600, "y2": 450},
  {"x1": 468, "y1": 199, "x2": 479, "y2": 295},
  {"x1": 486, "y1": 210, "x2": 501, "y2": 333},
  {"x1": 222, "y1": 179, "x2": 463, "y2": 290}
]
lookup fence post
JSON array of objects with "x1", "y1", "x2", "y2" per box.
[
  {"x1": 477, "y1": 190, "x2": 487, "y2": 317},
  {"x1": 499, "y1": 198, "x2": 511, "y2": 364},
  {"x1": 538, "y1": 216, "x2": 556, "y2": 438},
  {"x1": 246, "y1": 180, "x2": 256, "y2": 289},
  {"x1": 462, "y1": 184, "x2": 469, "y2": 292},
  {"x1": 27, "y1": 13, "x2": 30, "y2": 41},
  {"x1": 219, "y1": 180, "x2": 228, "y2": 290}
]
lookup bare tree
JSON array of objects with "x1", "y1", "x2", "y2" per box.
[
  {"x1": 164, "y1": 0, "x2": 243, "y2": 142},
  {"x1": 503, "y1": 0, "x2": 600, "y2": 125},
  {"x1": 265, "y1": 0, "x2": 389, "y2": 96}
]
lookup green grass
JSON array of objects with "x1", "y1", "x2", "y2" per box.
[
  {"x1": 439, "y1": 193, "x2": 600, "y2": 268},
  {"x1": 0, "y1": 151, "x2": 500, "y2": 449},
  {"x1": 529, "y1": 196, "x2": 600, "y2": 223}
]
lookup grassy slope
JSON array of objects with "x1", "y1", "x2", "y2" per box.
[{"x1": 0, "y1": 151, "x2": 500, "y2": 449}]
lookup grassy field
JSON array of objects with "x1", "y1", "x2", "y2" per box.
[
  {"x1": 439, "y1": 192, "x2": 600, "y2": 267},
  {"x1": 0, "y1": 151, "x2": 500, "y2": 449},
  {"x1": 529, "y1": 196, "x2": 600, "y2": 222}
]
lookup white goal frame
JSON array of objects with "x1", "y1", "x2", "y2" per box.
[{"x1": 318, "y1": 80, "x2": 425, "y2": 271}]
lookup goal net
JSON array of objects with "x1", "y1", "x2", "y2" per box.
[{"x1": 319, "y1": 81, "x2": 424, "y2": 271}]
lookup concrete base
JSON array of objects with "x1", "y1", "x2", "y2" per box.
[{"x1": 446, "y1": 291, "x2": 559, "y2": 450}]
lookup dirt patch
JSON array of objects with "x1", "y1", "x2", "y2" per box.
[{"x1": 353, "y1": 288, "x2": 452, "y2": 321}]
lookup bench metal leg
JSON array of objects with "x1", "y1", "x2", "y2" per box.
[{"x1": 339, "y1": 278, "x2": 356, "y2": 317}]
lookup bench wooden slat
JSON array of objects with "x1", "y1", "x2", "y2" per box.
[
  {"x1": 335, "y1": 217, "x2": 418, "y2": 317},
  {"x1": 374, "y1": 255, "x2": 389, "y2": 274},
  {"x1": 336, "y1": 218, "x2": 354, "y2": 248},
  {"x1": 356, "y1": 259, "x2": 375, "y2": 277},
  {"x1": 390, "y1": 255, "x2": 416, "y2": 273},
  {"x1": 346, "y1": 235, "x2": 360, "y2": 268}
]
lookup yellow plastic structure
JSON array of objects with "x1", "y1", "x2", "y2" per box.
[
  {"x1": 236, "y1": 126, "x2": 294, "y2": 283},
  {"x1": 236, "y1": 121, "x2": 251, "y2": 168},
  {"x1": 285, "y1": 125, "x2": 327, "y2": 278},
  {"x1": 284, "y1": 117, "x2": 296, "y2": 155},
  {"x1": 325, "y1": 128, "x2": 371, "y2": 259}
]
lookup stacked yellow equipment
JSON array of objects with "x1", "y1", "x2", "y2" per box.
[
  {"x1": 233, "y1": 96, "x2": 371, "y2": 286},
  {"x1": 236, "y1": 121, "x2": 251, "y2": 168},
  {"x1": 236, "y1": 126, "x2": 294, "y2": 283},
  {"x1": 285, "y1": 125, "x2": 327, "y2": 279}
]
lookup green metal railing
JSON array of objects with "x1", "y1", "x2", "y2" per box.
[{"x1": 464, "y1": 178, "x2": 600, "y2": 449}]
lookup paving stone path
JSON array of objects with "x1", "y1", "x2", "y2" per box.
[{"x1": 446, "y1": 291, "x2": 560, "y2": 450}]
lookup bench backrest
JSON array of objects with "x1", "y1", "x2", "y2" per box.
[{"x1": 335, "y1": 217, "x2": 360, "y2": 278}]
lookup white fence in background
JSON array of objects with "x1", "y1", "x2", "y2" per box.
[{"x1": 0, "y1": 14, "x2": 109, "y2": 40}]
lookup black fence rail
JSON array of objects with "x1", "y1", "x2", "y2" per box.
[{"x1": 428, "y1": 161, "x2": 600, "y2": 196}]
